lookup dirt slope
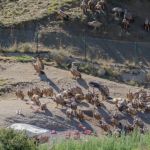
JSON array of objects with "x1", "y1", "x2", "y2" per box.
[{"x1": 0, "y1": 61, "x2": 150, "y2": 136}]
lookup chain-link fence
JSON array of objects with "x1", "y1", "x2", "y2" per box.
[{"x1": 0, "y1": 27, "x2": 150, "y2": 63}]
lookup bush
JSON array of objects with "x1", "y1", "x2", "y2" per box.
[
  {"x1": 0, "y1": 128, "x2": 37, "y2": 150},
  {"x1": 6, "y1": 43, "x2": 33, "y2": 53},
  {"x1": 51, "y1": 50, "x2": 69, "y2": 67},
  {"x1": 104, "y1": 67, "x2": 120, "y2": 81},
  {"x1": 19, "y1": 43, "x2": 32, "y2": 53},
  {"x1": 127, "y1": 80, "x2": 139, "y2": 86},
  {"x1": 146, "y1": 72, "x2": 150, "y2": 81},
  {"x1": 79, "y1": 63, "x2": 98, "y2": 76}
]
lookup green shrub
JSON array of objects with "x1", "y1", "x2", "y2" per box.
[
  {"x1": 104, "y1": 67, "x2": 120, "y2": 81},
  {"x1": 13, "y1": 55, "x2": 33, "y2": 62},
  {"x1": 0, "y1": 128, "x2": 37, "y2": 150},
  {"x1": 79, "y1": 63, "x2": 98, "y2": 76}
]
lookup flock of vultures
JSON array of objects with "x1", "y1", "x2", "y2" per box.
[
  {"x1": 57, "y1": 0, "x2": 150, "y2": 31},
  {"x1": 15, "y1": 57, "x2": 150, "y2": 141},
  {"x1": 10, "y1": 0, "x2": 150, "y2": 142}
]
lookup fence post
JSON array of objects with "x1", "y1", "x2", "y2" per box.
[
  {"x1": 36, "y1": 31, "x2": 39, "y2": 53},
  {"x1": 35, "y1": 21, "x2": 39, "y2": 54},
  {"x1": 135, "y1": 41, "x2": 137, "y2": 51},
  {"x1": 134, "y1": 41, "x2": 138, "y2": 63},
  {"x1": 83, "y1": 29, "x2": 87, "y2": 61}
]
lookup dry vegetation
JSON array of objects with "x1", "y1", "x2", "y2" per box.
[
  {"x1": 0, "y1": 0, "x2": 79, "y2": 26},
  {"x1": 0, "y1": 79, "x2": 7, "y2": 86},
  {"x1": 0, "y1": 0, "x2": 49, "y2": 25}
]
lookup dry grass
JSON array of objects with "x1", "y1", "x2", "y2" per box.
[
  {"x1": 5, "y1": 42, "x2": 34, "y2": 53},
  {"x1": 48, "y1": 0, "x2": 79, "y2": 14},
  {"x1": 97, "y1": 58, "x2": 115, "y2": 68},
  {"x1": 0, "y1": 0, "x2": 80, "y2": 26},
  {"x1": 0, "y1": 0, "x2": 48, "y2": 25},
  {"x1": 0, "y1": 79, "x2": 7, "y2": 86}
]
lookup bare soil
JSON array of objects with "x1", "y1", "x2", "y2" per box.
[{"x1": 0, "y1": 60, "x2": 150, "y2": 136}]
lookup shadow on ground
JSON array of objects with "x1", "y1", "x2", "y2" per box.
[{"x1": 39, "y1": 71, "x2": 60, "y2": 92}]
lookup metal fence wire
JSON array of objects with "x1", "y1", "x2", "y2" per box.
[{"x1": 0, "y1": 28, "x2": 150, "y2": 63}]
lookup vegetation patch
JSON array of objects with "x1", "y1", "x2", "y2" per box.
[
  {"x1": 0, "y1": 128, "x2": 36, "y2": 150},
  {"x1": 79, "y1": 63, "x2": 98, "y2": 76},
  {"x1": 2, "y1": 43, "x2": 35, "y2": 53},
  {"x1": 126, "y1": 80, "x2": 140, "y2": 87},
  {"x1": 104, "y1": 67, "x2": 121, "y2": 81},
  {"x1": 0, "y1": 0, "x2": 80, "y2": 26},
  {"x1": 39, "y1": 131, "x2": 150, "y2": 150},
  {"x1": 48, "y1": 0, "x2": 79, "y2": 14},
  {"x1": 0, "y1": 55, "x2": 33, "y2": 62},
  {"x1": 13, "y1": 55, "x2": 33, "y2": 62},
  {"x1": 0, "y1": 79, "x2": 7, "y2": 86}
]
